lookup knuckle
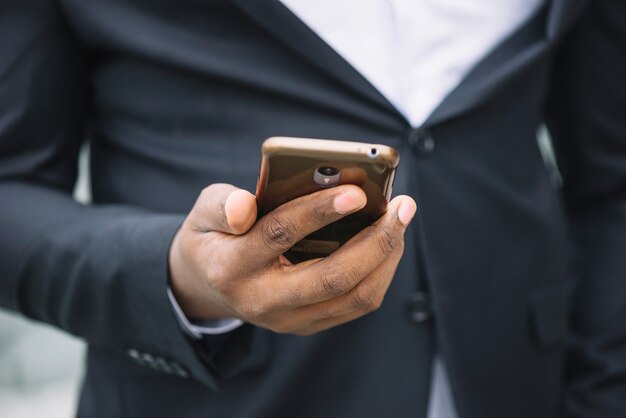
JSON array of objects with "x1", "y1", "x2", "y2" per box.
[
  {"x1": 377, "y1": 226, "x2": 400, "y2": 255},
  {"x1": 268, "y1": 319, "x2": 296, "y2": 335},
  {"x1": 321, "y1": 266, "x2": 355, "y2": 296},
  {"x1": 310, "y1": 200, "x2": 333, "y2": 224},
  {"x1": 318, "y1": 308, "x2": 335, "y2": 320},
  {"x1": 271, "y1": 326, "x2": 289, "y2": 335},
  {"x1": 294, "y1": 328, "x2": 317, "y2": 337},
  {"x1": 262, "y1": 216, "x2": 297, "y2": 251},
  {"x1": 195, "y1": 185, "x2": 229, "y2": 230},
  {"x1": 198, "y1": 184, "x2": 220, "y2": 204},
  {"x1": 371, "y1": 294, "x2": 384, "y2": 311},
  {"x1": 198, "y1": 185, "x2": 212, "y2": 200},
  {"x1": 351, "y1": 284, "x2": 381, "y2": 312},
  {"x1": 397, "y1": 238, "x2": 405, "y2": 253}
]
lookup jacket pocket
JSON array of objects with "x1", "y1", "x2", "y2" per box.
[{"x1": 529, "y1": 280, "x2": 576, "y2": 347}]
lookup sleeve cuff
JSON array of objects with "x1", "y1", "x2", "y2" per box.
[{"x1": 167, "y1": 287, "x2": 244, "y2": 339}]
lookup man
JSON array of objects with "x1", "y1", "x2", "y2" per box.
[{"x1": 1, "y1": 0, "x2": 624, "y2": 417}]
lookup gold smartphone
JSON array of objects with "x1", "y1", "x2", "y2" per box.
[{"x1": 255, "y1": 137, "x2": 399, "y2": 263}]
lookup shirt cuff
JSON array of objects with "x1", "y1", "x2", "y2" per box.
[{"x1": 167, "y1": 287, "x2": 244, "y2": 339}]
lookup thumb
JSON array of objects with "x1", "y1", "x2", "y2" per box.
[{"x1": 190, "y1": 183, "x2": 257, "y2": 235}]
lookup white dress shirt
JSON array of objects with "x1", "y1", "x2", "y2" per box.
[{"x1": 171, "y1": 0, "x2": 544, "y2": 416}]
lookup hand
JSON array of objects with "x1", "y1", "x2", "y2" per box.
[{"x1": 169, "y1": 183, "x2": 417, "y2": 336}]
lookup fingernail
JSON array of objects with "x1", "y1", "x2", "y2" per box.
[
  {"x1": 225, "y1": 189, "x2": 255, "y2": 231},
  {"x1": 224, "y1": 192, "x2": 238, "y2": 227},
  {"x1": 397, "y1": 199, "x2": 417, "y2": 226},
  {"x1": 333, "y1": 190, "x2": 365, "y2": 214}
]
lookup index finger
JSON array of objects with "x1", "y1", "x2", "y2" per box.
[
  {"x1": 236, "y1": 184, "x2": 367, "y2": 269},
  {"x1": 276, "y1": 195, "x2": 416, "y2": 306}
]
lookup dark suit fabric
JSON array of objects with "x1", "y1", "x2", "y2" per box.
[{"x1": 0, "y1": 0, "x2": 625, "y2": 417}]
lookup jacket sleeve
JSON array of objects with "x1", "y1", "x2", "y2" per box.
[
  {"x1": 0, "y1": 0, "x2": 262, "y2": 390},
  {"x1": 545, "y1": 0, "x2": 626, "y2": 415}
]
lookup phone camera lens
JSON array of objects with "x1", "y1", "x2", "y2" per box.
[
  {"x1": 314, "y1": 166, "x2": 341, "y2": 188},
  {"x1": 318, "y1": 166, "x2": 338, "y2": 176}
]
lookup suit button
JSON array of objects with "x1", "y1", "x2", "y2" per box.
[
  {"x1": 155, "y1": 357, "x2": 174, "y2": 374},
  {"x1": 141, "y1": 353, "x2": 156, "y2": 368},
  {"x1": 171, "y1": 362, "x2": 189, "y2": 379},
  {"x1": 408, "y1": 129, "x2": 435, "y2": 156},
  {"x1": 407, "y1": 291, "x2": 432, "y2": 323},
  {"x1": 129, "y1": 350, "x2": 150, "y2": 367},
  {"x1": 127, "y1": 349, "x2": 141, "y2": 362}
]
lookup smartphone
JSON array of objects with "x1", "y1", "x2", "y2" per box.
[{"x1": 255, "y1": 137, "x2": 399, "y2": 263}]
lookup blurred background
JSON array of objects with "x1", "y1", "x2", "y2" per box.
[
  {"x1": 0, "y1": 145, "x2": 90, "y2": 418},
  {"x1": 0, "y1": 310, "x2": 84, "y2": 418}
]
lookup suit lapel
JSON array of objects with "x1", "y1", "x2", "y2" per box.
[
  {"x1": 547, "y1": 0, "x2": 589, "y2": 40},
  {"x1": 230, "y1": 0, "x2": 399, "y2": 117},
  {"x1": 422, "y1": 0, "x2": 588, "y2": 128},
  {"x1": 231, "y1": 0, "x2": 588, "y2": 129}
]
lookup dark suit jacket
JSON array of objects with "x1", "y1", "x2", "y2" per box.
[{"x1": 1, "y1": 0, "x2": 625, "y2": 417}]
